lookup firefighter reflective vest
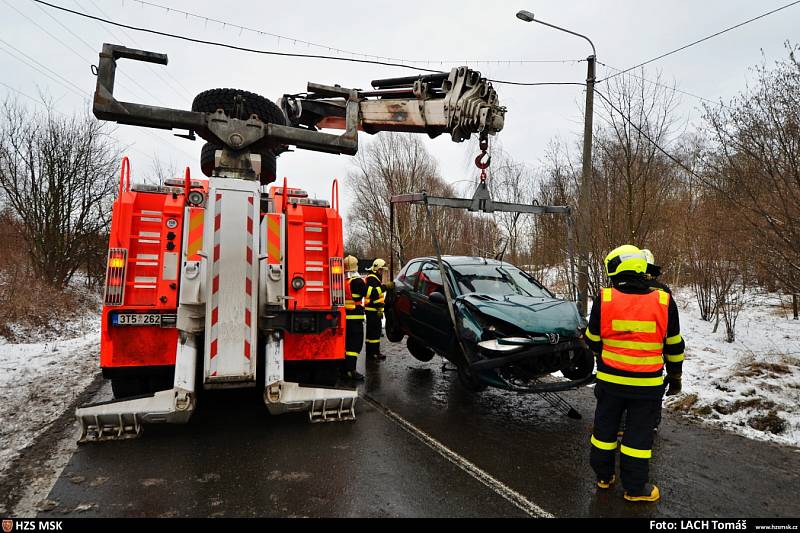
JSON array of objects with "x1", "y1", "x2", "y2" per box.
[
  {"x1": 345, "y1": 276, "x2": 365, "y2": 320},
  {"x1": 597, "y1": 287, "x2": 669, "y2": 385},
  {"x1": 364, "y1": 272, "x2": 385, "y2": 312}
]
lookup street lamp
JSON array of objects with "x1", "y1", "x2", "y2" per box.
[{"x1": 516, "y1": 10, "x2": 596, "y2": 317}]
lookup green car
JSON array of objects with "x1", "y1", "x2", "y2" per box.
[{"x1": 384, "y1": 256, "x2": 595, "y2": 392}]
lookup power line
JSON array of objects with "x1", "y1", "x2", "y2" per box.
[
  {"x1": 32, "y1": 0, "x2": 583, "y2": 87},
  {"x1": 82, "y1": 0, "x2": 194, "y2": 100},
  {"x1": 124, "y1": 0, "x2": 581, "y2": 67},
  {"x1": 597, "y1": 60, "x2": 720, "y2": 106},
  {"x1": 0, "y1": 39, "x2": 88, "y2": 99},
  {"x1": 594, "y1": 88, "x2": 709, "y2": 188},
  {"x1": 10, "y1": 0, "x2": 196, "y2": 161},
  {"x1": 600, "y1": 0, "x2": 800, "y2": 82}
]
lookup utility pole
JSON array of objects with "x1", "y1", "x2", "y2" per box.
[
  {"x1": 515, "y1": 10, "x2": 596, "y2": 316},
  {"x1": 578, "y1": 55, "x2": 595, "y2": 317}
]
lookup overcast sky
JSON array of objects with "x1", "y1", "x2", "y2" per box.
[{"x1": 1, "y1": 0, "x2": 798, "y2": 217}]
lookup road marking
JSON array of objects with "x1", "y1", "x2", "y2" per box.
[{"x1": 362, "y1": 394, "x2": 554, "y2": 518}]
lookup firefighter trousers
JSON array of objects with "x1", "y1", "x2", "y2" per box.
[
  {"x1": 365, "y1": 309, "x2": 382, "y2": 358},
  {"x1": 344, "y1": 318, "x2": 364, "y2": 372},
  {"x1": 590, "y1": 383, "x2": 662, "y2": 492}
]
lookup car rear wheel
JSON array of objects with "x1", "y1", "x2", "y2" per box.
[
  {"x1": 406, "y1": 337, "x2": 434, "y2": 362},
  {"x1": 560, "y1": 348, "x2": 595, "y2": 380}
]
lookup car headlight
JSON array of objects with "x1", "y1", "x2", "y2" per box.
[{"x1": 478, "y1": 339, "x2": 526, "y2": 353}]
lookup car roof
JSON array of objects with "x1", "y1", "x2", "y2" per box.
[{"x1": 411, "y1": 255, "x2": 516, "y2": 269}]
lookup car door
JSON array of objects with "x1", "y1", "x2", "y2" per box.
[
  {"x1": 391, "y1": 260, "x2": 423, "y2": 335},
  {"x1": 410, "y1": 261, "x2": 454, "y2": 353}
]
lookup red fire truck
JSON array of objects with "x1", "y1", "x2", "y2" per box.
[{"x1": 77, "y1": 44, "x2": 505, "y2": 441}]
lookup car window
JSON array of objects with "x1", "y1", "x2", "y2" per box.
[
  {"x1": 398, "y1": 260, "x2": 423, "y2": 288},
  {"x1": 416, "y1": 262, "x2": 445, "y2": 297},
  {"x1": 451, "y1": 264, "x2": 552, "y2": 298}
]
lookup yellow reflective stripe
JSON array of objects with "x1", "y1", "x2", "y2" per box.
[
  {"x1": 620, "y1": 444, "x2": 652, "y2": 459},
  {"x1": 658, "y1": 291, "x2": 669, "y2": 306},
  {"x1": 667, "y1": 353, "x2": 685, "y2": 363},
  {"x1": 602, "y1": 288, "x2": 613, "y2": 302},
  {"x1": 591, "y1": 435, "x2": 618, "y2": 451},
  {"x1": 345, "y1": 351, "x2": 360, "y2": 357},
  {"x1": 611, "y1": 320, "x2": 656, "y2": 333},
  {"x1": 365, "y1": 339, "x2": 381, "y2": 344},
  {"x1": 596, "y1": 371, "x2": 664, "y2": 387},
  {"x1": 666, "y1": 334, "x2": 683, "y2": 345},
  {"x1": 603, "y1": 338, "x2": 663, "y2": 351},
  {"x1": 365, "y1": 307, "x2": 379, "y2": 311},
  {"x1": 602, "y1": 350, "x2": 664, "y2": 366},
  {"x1": 366, "y1": 287, "x2": 373, "y2": 298},
  {"x1": 585, "y1": 329, "x2": 601, "y2": 342},
  {"x1": 346, "y1": 315, "x2": 365, "y2": 320},
  {"x1": 351, "y1": 293, "x2": 362, "y2": 298}
]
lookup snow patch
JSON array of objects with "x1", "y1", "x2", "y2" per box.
[
  {"x1": 666, "y1": 288, "x2": 800, "y2": 447},
  {"x1": 0, "y1": 316, "x2": 101, "y2": 477}
]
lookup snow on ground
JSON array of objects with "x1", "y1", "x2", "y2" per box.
[
  {"x1": 0, "y1": 316, "x2": 101, "y2": 478},
  {"x1": 665, "y1": 288, "x2": 800, "y2": 447}
]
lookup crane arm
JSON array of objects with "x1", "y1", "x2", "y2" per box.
[{"x1": 93, "y1": 44, "x2": 505, "y2": 157}]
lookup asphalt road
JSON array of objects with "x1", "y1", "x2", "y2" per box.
[{"x1": 39, "y1": 342, "x2": 800, "y2": 518}]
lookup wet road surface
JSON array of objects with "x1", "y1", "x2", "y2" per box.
[{"x1": 41, "y1": 343, "x2": 800, "y2": 517}]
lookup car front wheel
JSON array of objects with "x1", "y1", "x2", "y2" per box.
[{"x1": 406, "y1": 337, "x2": 434, "y2": 362}]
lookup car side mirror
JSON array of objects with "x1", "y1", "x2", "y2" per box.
[{"x1": 429, "y1": 291, "x2": 447, "y2": 305}]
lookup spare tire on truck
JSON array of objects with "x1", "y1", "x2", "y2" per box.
[
  {"x1": 191, "y1": 88, "x2": 286, "y2": 127},
  {"x1": 192, "y1": 89, "x2": 285, "y2": 184}
]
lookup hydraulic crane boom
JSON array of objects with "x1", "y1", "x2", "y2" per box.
[{"x1": 93, "y1": 44, "x2": 505, "y2": 161}]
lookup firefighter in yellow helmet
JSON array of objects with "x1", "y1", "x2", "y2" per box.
[
  {"x1": 342, "y1": 255, "x2": 366, "y2": 382},
  {"x1": 364, "y1": 258, "x2": 387, "y2": 361},
  {"x1": 584, "y1": 244, "x2": 685, "y2": 502}
]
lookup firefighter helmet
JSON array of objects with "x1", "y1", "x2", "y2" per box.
[
  {"x1": 642, "y1": 249, "x2": 655, "y2": 266},
  {"x1": 371, "y1": 258, "x2": 386, "y2": 271},
  {"x1": 604, "y1": 244, "x2": 648, "y2": 277},
  {"x1": 344, "y1": 255, "x2": 359, "y2": 272},
  {"x1": 641, "y1": 248, "x2": 662, "y2": 279}
]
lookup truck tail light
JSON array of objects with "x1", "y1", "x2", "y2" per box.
[
  {"x1": 104, "y1": 248, "x2": 128, "y2": 306},
  {"x1": 329, "y1": 257, "x2": 344, "y2": 307}
]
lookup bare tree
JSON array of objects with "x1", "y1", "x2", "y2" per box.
[
  {"x1": 0, "y1": 98, "x2": 121, "y2": 287},
  {"x1": 345, "y1": 133, "x2": 497, "y2": 271},
  {"x1": 703, "y1": 44, "x2": 800, "y2": 297}
]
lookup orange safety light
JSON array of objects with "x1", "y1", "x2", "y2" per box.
[{"x1": 104, "y1": 248, "x2": 128, "y2": 306}]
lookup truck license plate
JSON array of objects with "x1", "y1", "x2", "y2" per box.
[{"x1": 113, "y1": 313, "x2": 162, "y2": 326}]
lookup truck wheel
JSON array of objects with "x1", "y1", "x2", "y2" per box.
[
  {"x1": 560, "y1": 348, "x2": 595, "y2": 380},
  {"x1": 111, "y1": 377, "x2": 147, "y2": 399},
  {"x1": 192, "y1": 88, "x2": 286, "y2": 148},
  {"x1": 457, "y1": 364, "x2": 487, "y2": 392},
  {"x1": 199, "y1": 142, "x2": 278, "y2": 184},
  {"x1": 192, "y1": 88, "x2": 286, "y2": 125},
  {"x1": 406, "y1": 337, "x2": 434, "y2": 362}
]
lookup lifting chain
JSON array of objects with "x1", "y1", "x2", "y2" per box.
[{"x1": 474, "y1": 135, "x2": 491, "y2": 182}]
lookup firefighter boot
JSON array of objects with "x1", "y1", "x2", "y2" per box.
[
  {"x1": 624, "y1": 483, "x2": 660, "y2": 502},
  {"x1": 597, "y1": 475, "x2": 616, "y2": 489}
]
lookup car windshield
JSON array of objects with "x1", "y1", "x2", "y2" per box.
[{"x1": 451, "y1": 264, "x2": 551, "y2": 298}]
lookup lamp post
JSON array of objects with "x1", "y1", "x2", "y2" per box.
[{"x1": 516, "y1": 10, "x2": 595, "y2": 317}]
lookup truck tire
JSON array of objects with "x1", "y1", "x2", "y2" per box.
[
  {"x1": 192, "y1": 88, "x2": 286, "y2": 125},
  {"x1": 406, "y1": 337, "x2": 434, "y2": 362},
  {"x1": 560, "y1": 348, "x2": 595, "y2": 380},
  {"x1": 200, "y1": 142, "x2": 278, "y2": 184},
  {"x1": 192, "y1": 88, "x2": 286, "y2": 148}
]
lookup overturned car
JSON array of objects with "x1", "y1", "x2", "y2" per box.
[{"x1": 385, "y1": 256, "x2": 594, "y2": 392}]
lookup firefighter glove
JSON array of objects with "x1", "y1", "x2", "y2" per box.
[{"x1": 666, "y1": 374, "x2": 682, "y2": 396}]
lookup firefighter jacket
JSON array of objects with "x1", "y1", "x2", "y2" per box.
[
  {"x1": 584, "y1": 274, "x2": 685, "y2": 399},
  {"x1": 345, "y1": 275, "x2": 366, "y2": 321},
  {"x1": 364, "y1": 271, "x2": 386, "y2": 312}
]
